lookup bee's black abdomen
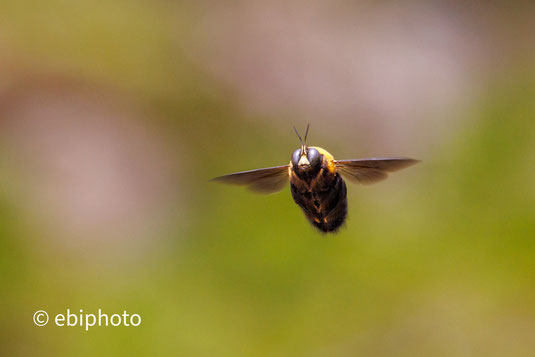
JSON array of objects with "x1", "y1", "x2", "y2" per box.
[
  {"x1": 319, "y1": 177, "x2": 347, "y2": 232},
  {"x1": 290, "y1": 172, "x2": 348, "y2": 233}
]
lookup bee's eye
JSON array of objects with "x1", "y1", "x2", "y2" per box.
[
  {"x1": 307, "y1": 148, "x2": 321, "y2": 166},
  {"x1": 291, "y1": 149, "x2": 302, "y2": 166}
]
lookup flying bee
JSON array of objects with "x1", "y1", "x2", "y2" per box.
[{"x1": 212, "y1": 125, "x2": 419, "y2": 233}]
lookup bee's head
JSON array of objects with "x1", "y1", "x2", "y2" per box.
[
  {"x1": 292, "y1": 147, "x2": 321, "y2": 172},
  {"x1": 291, "y1": 125, "x2": 321, "y2": 173}
]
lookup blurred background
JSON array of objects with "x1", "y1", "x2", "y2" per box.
[{"x1": 1, "y1": 0, "x2": 534, "y2": 355}]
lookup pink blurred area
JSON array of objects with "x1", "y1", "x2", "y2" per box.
[
  {"x1": 190, "y1": 1, "x2": 528, "y2": 152},
  {"x1": 0, "y1": 78, "x2": 180, "y2": 259}
]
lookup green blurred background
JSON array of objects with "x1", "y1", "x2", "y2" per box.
[{"x1": 1, "y1": 1, "x2": 534, "y2": 356}]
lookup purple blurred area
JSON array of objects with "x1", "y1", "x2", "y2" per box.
[
  {"x1": 0, "y1": 79, "x2": 180, "y2": 258},
  {"x1": 191, "y1": 1, "x2": 532, "y2": 151}
]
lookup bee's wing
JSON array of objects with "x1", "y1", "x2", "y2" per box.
[
  {"x1": 335, "y1": 158, "x2": 419, "y2": 184},
  {"x1": 211, "y1": 165, "x2": 289, "y2": 193}
]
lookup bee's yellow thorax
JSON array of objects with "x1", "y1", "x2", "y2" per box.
[{"x1": 310, "y1": 146, "x2": 335, "y2": 173}]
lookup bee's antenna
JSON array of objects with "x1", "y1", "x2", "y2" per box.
[
  {"x1": 303, "y1": 124, "x2": 310, "y2": 148},
  {"x1": 293, "y1": 126, "x2": 303, "y2": 146}
]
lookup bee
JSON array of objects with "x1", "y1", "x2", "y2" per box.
[{"x1": 212, "y1": 125, "x2": 419, "y2": 233}]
